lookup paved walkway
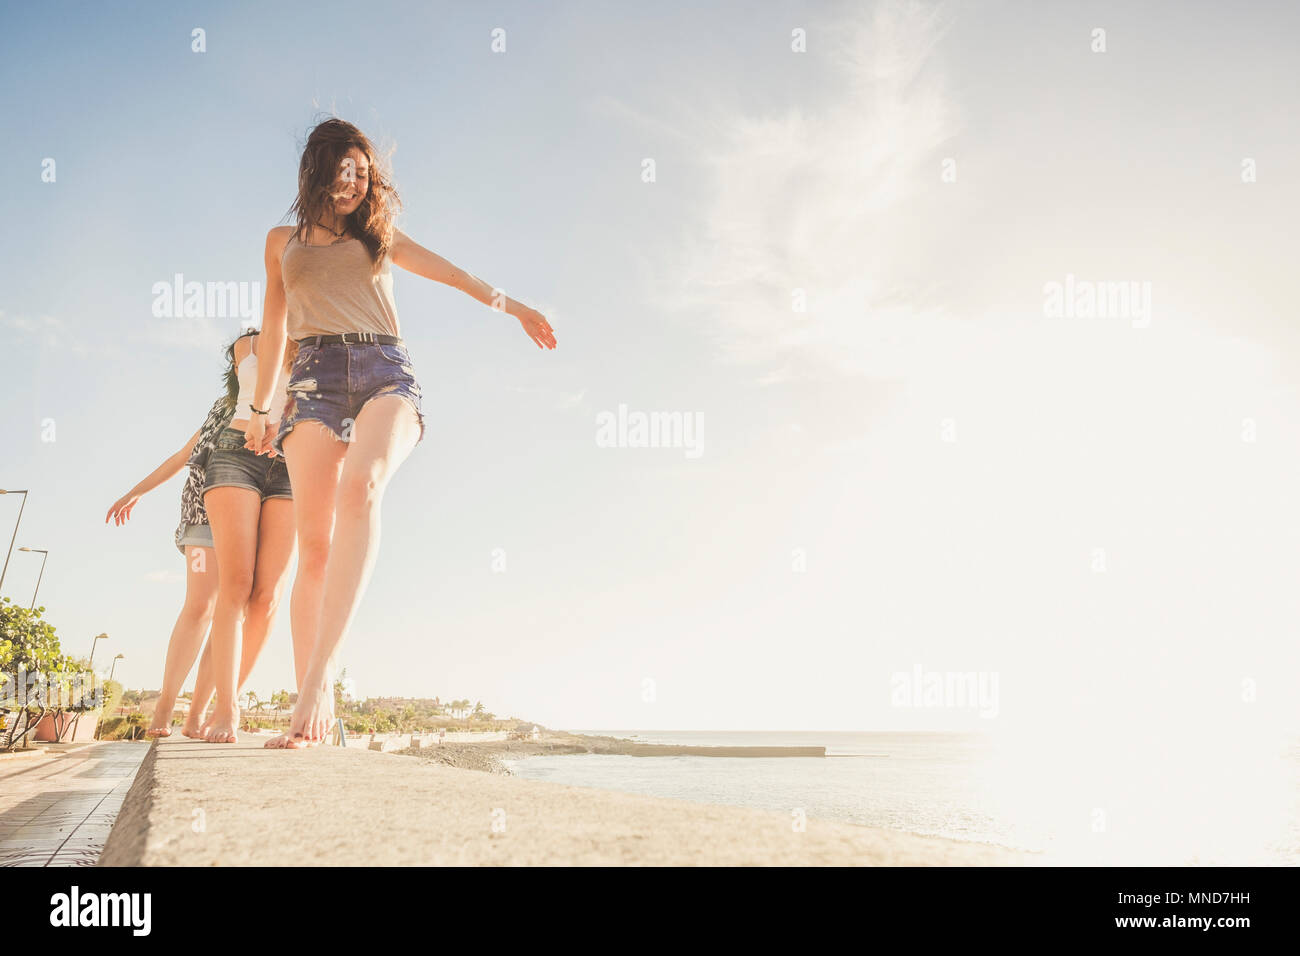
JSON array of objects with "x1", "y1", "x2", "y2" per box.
[{"x1": 0, "y1": 742, "x2": 149, "y2": 866}]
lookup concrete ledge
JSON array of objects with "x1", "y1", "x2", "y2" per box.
[
  {"x1": 0, "y1": 747, "x2": 46, "y2": 761},
  {"x1": 98, "y1": 736, "x2": 1033, "y2": 866}
]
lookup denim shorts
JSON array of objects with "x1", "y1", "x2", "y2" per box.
[
  {"x1": 272, "y1": 340, "x2": 425, "y2": 455},
  {"x1": 203, "y1": 427, "x2": 294, "y2": 500},
  {"x1": 176, "y1": 522, "x2": 214, "y2": 550}
]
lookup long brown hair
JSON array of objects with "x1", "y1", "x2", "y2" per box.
[{"x1": 287, "y1": 118, "x2": 400, "y2": 272}]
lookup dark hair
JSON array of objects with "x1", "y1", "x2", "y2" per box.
[
  {"x1": 221, "y1": 329, "x2": 297, "y2": 407},
  {"x1": 287, "y1": 117, "x2": 400, "y2": 272}
]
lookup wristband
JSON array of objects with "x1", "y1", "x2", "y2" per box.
[{"x1": 250, "y1": 406, "x2": 270, "y2": 416}]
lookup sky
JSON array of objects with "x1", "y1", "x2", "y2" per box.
[{"x1": 3, "y1": 0, "x2": 1299, "y2": 739}]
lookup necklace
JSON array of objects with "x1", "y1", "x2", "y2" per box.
[{"x1": 314, "y1": 219, "x2": 347, "y2": 241}]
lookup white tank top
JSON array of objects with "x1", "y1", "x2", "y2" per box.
[{"x1": 233, "y1": 351, "x2": 291, "y2": 425}]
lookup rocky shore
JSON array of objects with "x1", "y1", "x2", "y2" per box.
[
  {"x1": 393, "y1": 732, "x2": 627, "y2": 775},
  {"x1": 393, "y1": 731, "x2": 824, "y2": 775}
]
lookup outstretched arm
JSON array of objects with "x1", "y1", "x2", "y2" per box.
[
  {"x1": 106, "y1": 428, "x2": 201, "y2": 525},
  {"x1": 391, "y1": 228, "x2": 556, "y2": 349}
]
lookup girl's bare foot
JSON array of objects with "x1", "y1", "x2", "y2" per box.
[
  {"x1": 146, "y1": 699, "x2": 177, "y2": 739},
  {"x1": 265, "y1": 678, "x2": 333, "y2": 749},
  {"x1": 203, "y1": 703, "x2": 240, "y2": 744},
  {"x1": 180, "y1": 716, "x2": 205, "y2": 739}
]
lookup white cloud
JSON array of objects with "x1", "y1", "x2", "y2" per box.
[
  {"x1": 0, "y1": 310, "x2": 80, "y2": 352},
  {"x1": 556, "y1": 388, "x2": 587, "y2": 409},
  {"x1": 653, "y1": 1, "x2": 961, "y2": 382},
  {"x1": 144, "y1": 569, "x2": 184, "y2": 584}
]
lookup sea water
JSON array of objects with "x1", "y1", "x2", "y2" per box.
[{"x1": 503, "y1": 729, "x2": 1300, "y2": 865}]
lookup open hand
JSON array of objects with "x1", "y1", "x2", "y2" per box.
[
  {"x1": 517, "y1": 307, "x2": 557, "y2": 350},
  {"x1": 106, "y1": 492, "x2": 141, "y2": 525}
]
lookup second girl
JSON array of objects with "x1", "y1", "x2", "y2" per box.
[{"x1": 200, "y1": 329, "x2": 298, "y2": 743}]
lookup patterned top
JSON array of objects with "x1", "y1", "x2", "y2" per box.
[{"x1": 173, "y1": 393, "x2": 236, "y2": 554}]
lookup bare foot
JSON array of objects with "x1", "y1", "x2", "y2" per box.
[
  {"x1": 181, "y1": 708, "x2": 209, "y2": 738},
  {"x1": 265, "y1": 679, "x2": 333, "y2": 749},
  {"x1": 146, "y1": 699, "x2": 176, "y2": 739},
  {"x1": 204, "y1": 703, "x2": 240, "y2": 744}
]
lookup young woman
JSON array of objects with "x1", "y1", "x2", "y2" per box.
[
  {"x1": 105, "y1": 332, "x2": 291, "y2": 738},
  {"x1": 244, "y1": 118, "x2": 556, "y2": 749},
  {"x1": 199, "y1": 329, "x2": 299, "y2": 743}
]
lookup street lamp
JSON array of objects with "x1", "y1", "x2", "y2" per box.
[
  {"x1": 0, "y1": 489, "x2": 30, "y2": 595},
  {"x1": 89, "y1": 633, "x2": 108, "y2": 668},
  {"x1": 108, "y1": 653, "x2": 124, "y2": 684},
  {"x1": 16, "y1": 547, "x2": 49, "y2": 609}
]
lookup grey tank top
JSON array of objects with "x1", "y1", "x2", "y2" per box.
[{"x1": 281, "y1": 231, "x2": 402, "y2": 339}]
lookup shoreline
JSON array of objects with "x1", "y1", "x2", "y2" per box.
[
  {"x1": 391, "y1": 731, "x2": 1043, "y2": 859},
  {"x1": 393, "y1": 731, "x2": 647, "y2": 774},
  {"x1": 391, "y1": 730, "x2": 830, "y2": 774}
]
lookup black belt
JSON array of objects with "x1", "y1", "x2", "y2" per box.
[{"x1": 297, "y1": 332, "x2": 404, "y2": 347}]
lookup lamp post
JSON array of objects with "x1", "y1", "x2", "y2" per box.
[
  {"x1": 88, "y1": 633, "x2": 108, "y2": 668},
  {"x1": 16, "y1": 547, "x2": 49, "y2": 609},
  {"x1": 108, "y1": 653, "x2": 124, "y2": 684},
  {"x1": 0, "y1": 489, "x2": 30, "y2": 596}
]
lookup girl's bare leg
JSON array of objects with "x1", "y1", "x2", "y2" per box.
[
  {"x1": 202, "y1": 487, "x2": 262, "y2": 743},
  {"x1": 280, "y1": 423, "x2": 347, "y2": 696},
  {"x1": 183, "y1": 648, "x2": 214, "y2": 739},
  {"x1": 147, "y1": 545, "x2": 218, "y2": 737},
  {"x1": 184, "y1": 499, "x2": 296, "y2": 734},
  {"x1": 267, "y1": 398, "x2": 419, "y2": 749}
]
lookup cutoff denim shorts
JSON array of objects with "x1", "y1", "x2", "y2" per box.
[
  {"x1": 271, "y1": 339, "x2": 425, "y2": 456},
  {"x1": 176, "y1": 522, "x2": 214, "y2": 549},
  {"x1": 203, "y1": 427, "x2": 294, "y2": 501}
]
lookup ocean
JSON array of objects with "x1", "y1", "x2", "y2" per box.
[{"x1": 503, "y1": 729, "x2": 1300, "y2": 865}]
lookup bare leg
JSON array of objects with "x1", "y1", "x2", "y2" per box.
[
  {"x1": 267, "y1": 398, "x2": 419, "y2": 749},
  {"x1": 183, "y1": 647, "x2": 215, "y2": 739},
  {"x1": 235, "y1": 497, "x2": 297, "y2": 730},
  {"x1": 202, "y1": 486, "x2": 262, "y2": 743},
  {"x1": 283, "y1": 423, "x2": 347, "y2": 693},
  {"x1": 184, "y1": 499, "x2": 295, "y2": 735},
  {"x1": 147, "y1": 545, "x2": 218, "y2": 737}
]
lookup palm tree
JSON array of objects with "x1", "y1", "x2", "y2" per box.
[
  {"x1": 242, "y1": 692, "x2": 263, "y2": 728},
  {"x1": 271, "y1": 689, "x2": 291, "y2": 726}
]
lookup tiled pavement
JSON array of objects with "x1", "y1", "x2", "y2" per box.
[{"x1": 0, "y1": 742, "x2": 149, "y2": 866}]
